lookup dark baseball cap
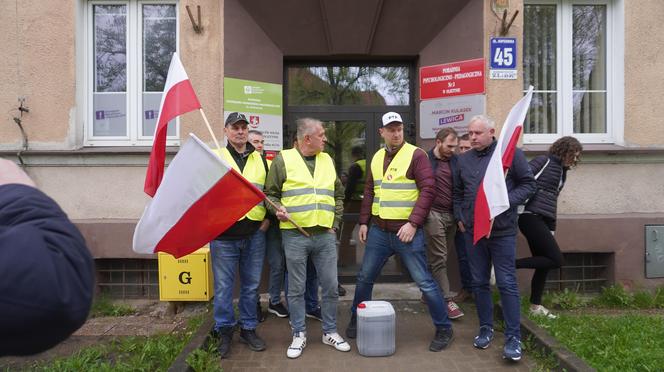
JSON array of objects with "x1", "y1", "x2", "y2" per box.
[{"x1": 225, "y1": 112, "x2": 248, "y2": 126}]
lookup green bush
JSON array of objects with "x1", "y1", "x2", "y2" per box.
[
  {"x1": 542, "y1": 288, "x2": 586, "y2": 310},
  {"x1": 187, "y1": 343, "x2": 222, "y2": 372},
  {"x1": 632, "y1": 290, "x2": 656, "y2": 309},
  {"x1": 590, "y1": 285, "x2": 633, "y2": 308},
  {"x1": 89, "y1": 296, "x2": 135, "y2": 318},
  {"x1": 654, "y1": 287, "x2": 664, "y2": 309}
]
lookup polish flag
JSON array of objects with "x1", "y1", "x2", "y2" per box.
[
  {"x1": 144, "y1": 52, "x2": 202, "y2": 197},
  {"x1": 133, "y1": 133, "x2": 265, "y2": 258},
  {"x1": 473, "y1": 86, "x2": 533, "y2": 244}
]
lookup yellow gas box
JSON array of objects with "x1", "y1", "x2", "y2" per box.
[{"x1": 158, "y1": 246, "x2": 214, "y2": 301}]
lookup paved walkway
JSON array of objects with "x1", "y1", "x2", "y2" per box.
[{"x1": 221, "y1": 284, "x2": 534, "y2": 371}]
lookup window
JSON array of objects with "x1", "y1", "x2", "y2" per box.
[
  {"x1": 523, "y1": 0, "x2": 623, "y2": 144},
  {"x1": 86, "y1": 1, "x2": 178, "y2": 146}
]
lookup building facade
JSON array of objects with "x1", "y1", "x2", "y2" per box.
[{"x1": 1, "y1": 0, "x2": 663, "y2": 297}]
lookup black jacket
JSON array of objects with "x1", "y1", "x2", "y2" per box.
[
  {"x1": 523, "y1": 154, "x2": 567, "y2": 230},
  {"x1": 453, "y1": 141, "x2": 536, "y2": 237},
  {"x1": 0, "y1": 184, "x2": 94, "y2": 356},
  {"x1": 215, "y1": 142, "x2": 269, "y2": 240}
]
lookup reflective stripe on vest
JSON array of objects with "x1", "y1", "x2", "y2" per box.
[
  {"x1": 370, "y1": 142, "x2": 419, "y2": 220},
  {"x1": 214, "y1": 148, "x2": 267, "y2": 221},
  {"x1": 280, "y1": 149, "x2": 336, "y2": 229}
]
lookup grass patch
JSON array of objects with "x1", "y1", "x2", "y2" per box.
[
  {"x1": 532, "y1": 313, "x2": 664, "y2": 372},
  {"x1": 186, "y1": 342, "x2": 222, "y2": 372},
  {"x1": 26, "y1": 315, "x2": 206, "y2": 371},
  {"x1": 542, "y1": 288, "x2": 586, "y2": 310},
  {"x1": 89, "y1": 296, "x2": 136, "y2": 318},
  {"x1": 522, "y1": 335, "x2": 559, "y2": 372}
]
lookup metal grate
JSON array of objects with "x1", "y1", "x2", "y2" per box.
[
  {"x1": 96, "y1": 259, "x2": 159, "y2": 299},
  {"x1": 544, "y1": 253, "x2": 613, "y2": 293}
]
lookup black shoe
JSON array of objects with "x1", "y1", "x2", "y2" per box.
[
  {"x1": 217, "y1": 326, "x2": 234, "y2": 359},
  {"x1": 239, "y1": 328, "x2": 266, "y2": 352},
  {"x1": 429, "y1": 327, "x2": 454, "y2": 352},
  {"x1": 345, "y1": 315, "x2": 357, "y2": 339},
  {"x1": 305, "y1": 307, "x2": 322, "y2": 321},
  {"x1": 338, "y1": 284, "x2": 347, "y2": 297},
  {"x1": 268, "y1": 302, "x2": 289, "y2": 318},
  {"x1": 257, "y1": 301, "x2": 266, "y2": 323}
]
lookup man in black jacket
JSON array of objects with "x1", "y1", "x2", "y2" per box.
[
  {"x1": 0, "y1": 159, "x2": 94, "y2": 356},
  {"x1": 453, "y1": 115, "x2": 535, "y2": 362}
]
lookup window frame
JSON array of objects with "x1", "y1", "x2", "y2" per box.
[
  {"x1": 523, "y1": 0, "x2": 624, "y2": 145},
  {"x1": 84, "y1": 0, "x2": 180, "y2": 147}
]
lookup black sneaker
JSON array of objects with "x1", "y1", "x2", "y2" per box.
[
  {"x1": 305, "y1": 307, "x2": 322, "y2": 321},
  {"x1": 429, "y1": 327, "x2": 454, "y2": 352},
  {"x1": 345, "y1": 315, "x2": 357, "y2": 339},
  {"x1": 239, "y1": 328, "x2": 266, "y2": 351},
  {"x1": 268, "y1": 302, "x2": 289, "y2": 318},
  {"x1": 217, "y1": 326, "x2": 234, "y2": 359},
  {"x1": 257, "y1": 301, "x2": 266, "y2": 323},
  {"x1": 338, "y1": 284, "x2": 347, "y2": 297}
]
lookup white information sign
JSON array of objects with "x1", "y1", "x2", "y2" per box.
[{"x1": 419, "y1": 94, "x2": 486, "y2": 138}]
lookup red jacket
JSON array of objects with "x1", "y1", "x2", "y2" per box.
[{"x1": 359, "y1": 142, "x2": 434, "y2": 232}]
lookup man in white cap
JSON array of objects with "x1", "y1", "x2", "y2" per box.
[{"x1": 346, "y1": 112, "x2": 454, "y2": 352}]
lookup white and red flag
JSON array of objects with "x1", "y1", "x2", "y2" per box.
[
  {"x1": 133, "y1": 134, "x2": 265, "y2": 258},
  {"x1": 144, "y1": 52, "x2": 202, "y2": 197},
  {"x1": 473, "y1": 86, "x2": 534, "y2": 244}
]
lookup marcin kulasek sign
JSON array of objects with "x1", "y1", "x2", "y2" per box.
[
  {"x1": 223, "y1": 77, "x2": 283, "y2": 151},
  {"x1": 419, "y1": 59, "x2": 486, "y2": 139}
]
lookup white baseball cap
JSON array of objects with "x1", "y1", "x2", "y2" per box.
[{"x1": 381, "y1": 112, "x2": 403, "y2": 127}]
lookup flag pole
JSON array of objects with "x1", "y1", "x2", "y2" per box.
[
  {"x1": 197, "y1": 108, "x2": 310, "y2": 237},
  {"x1": 198, "y1": 108, "x2": 222, "y2": 151},
  {"x1": 262, "y1": 197, "x2": 311, "y2": 238}
]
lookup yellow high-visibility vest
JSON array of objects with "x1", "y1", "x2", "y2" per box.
[
  {"x1": 370, "y1": 142, "x2": 419, "y2": 220},
  {"x1": 214, "y1": 148, "x2": 267, "y2": 221},
  {"x1": 350, "y1": 159, "x2": 366, "y2": 200},
  {"x1": 280, "y1": 149, "x2": 336, "y2": 229}
]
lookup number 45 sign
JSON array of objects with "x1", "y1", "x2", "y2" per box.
[{"x1": 489, "y1": 37, "x2": 517, "y2": 80}]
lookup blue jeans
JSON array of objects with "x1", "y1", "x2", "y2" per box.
[
  {"x1": 283, "y1": 229, "x2": 338, "y2": 334},
  {"x1": 285, "y1": 259, "x2": 319, "y2": 313},
  {"x1": 265, "y1": 221, "x2": 285, "y2": 305},
  {"x1": 210, "y1": 230, "x2": 265, "y2": 331},
  {"x1": 352, "y1": 226, "x2": 452, "y2": 329},
  {"x1": 455, "y1": 231, "x2": 473, "y2": 291},
  {"x1": 464, "y1": 232, "x2": 521, "y2": 340}
]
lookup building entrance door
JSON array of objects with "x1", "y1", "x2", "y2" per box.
[{"x1": 285, "y1": 109, "x2": 413, "y2": 282}]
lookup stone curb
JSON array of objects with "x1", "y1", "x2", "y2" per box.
[
  {"x1": 494, "y1": 303, "x2": 595, "y2": 372},
  {"x1": 168, "y1": 312, "x2": 216, "y2": 372},
  {"x1": 519, "y1": 316, "x2": 596, "y2": 372}
]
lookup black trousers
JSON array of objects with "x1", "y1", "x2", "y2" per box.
[{"x1": 516, "y1": 213, "x2": 564, "y2": 305}]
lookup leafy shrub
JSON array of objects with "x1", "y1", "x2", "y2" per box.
[
  {"x1": 543, "y1": 288, "x2": 586, "y2": 310},
  {"x1": 590, "y1": 285, "x2": 633, "y2": 308}
]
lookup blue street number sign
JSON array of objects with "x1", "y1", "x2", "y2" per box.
[{"x1": 489, "y1": 37, "x2": 517, "y2": 79}]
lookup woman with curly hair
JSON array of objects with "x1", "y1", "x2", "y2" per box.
[{"x1": 516, "y1": 136, "x2": 583, "y2": 318}]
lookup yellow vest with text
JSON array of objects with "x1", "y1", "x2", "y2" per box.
[
  {"x1": 370, "y1": 143, "x2": 419, "y2": 220},
  {"x1": 280, "y1": 149, "x2": 336, "y2": 229},
  {"x1": 214, "y1": 148, "x2": 267, "y2": 221}
]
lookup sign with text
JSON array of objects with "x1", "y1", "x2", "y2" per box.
[
  {"x1": 420, "y1": 58, "x2": 485, "y2": 100},
  {"x1": 419, "y1": 94, "x2": 486, "y2": 139},
  {"x1": 223, "y1": 77, "x2": 283, "y2": 151},
  {"x1": 489, "y1": 37, "x2": 517, "y2": 80}
]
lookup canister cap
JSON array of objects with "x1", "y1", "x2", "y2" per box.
[{"x1": 358, "y1": 302, "x2": 366, "y2": 309}]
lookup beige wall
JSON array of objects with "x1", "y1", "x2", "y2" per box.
[
  {"x1": 483, "y1": 0, "x2": 524, "y2": 134},
  {"x1": 0, "y1": 0, "x2": 76, "y2": 147},
  {"x1": 558, "y1": 162, "x2": 664, "y2": 214},
  {"x1": 624, "y1": 0, "x2": 664, "y2": 147},
  {"x1": 0, "y1": 0, "x2": 225, "y2": 150}
]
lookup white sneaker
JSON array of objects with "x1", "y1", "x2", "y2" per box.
[
  {"x1": 287, "y1": 332, "x2": 307, "y2": 358},
  {"x1": 530, "y1": 304, "x2": 557, "y2": 319},
  {"x1": 322, "y1": 332, "x2": 351, "y2": 352}
]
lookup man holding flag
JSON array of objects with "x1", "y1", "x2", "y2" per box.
[
  {"x1": 453, "y1": 113, "x2": 535, "y2": 362},
  {"x1": 210, "y1": 112, "x2": 270, "y2": 359}
]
